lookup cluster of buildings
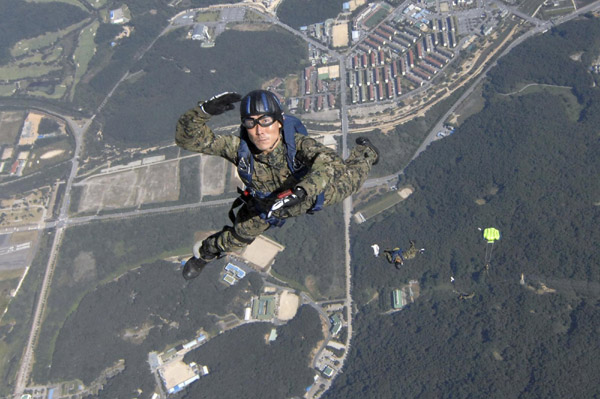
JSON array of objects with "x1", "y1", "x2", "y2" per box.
[
  {"x1": 109, "y1": 6, "x2": 131, "y2": 24},
  {"x1": 0, "y1": 111, "x2": 66, "y2": 177},
  {"x1": 189, "y1": 24, "x2": 215, "y2": 48},
  {"x1": 151, "y1": 334, "x2": 209, "y2": 394},
  {"x1": 392, "y1": 280, "x2": 421, "y2": 309},
  {"x1": 288, "y1": 64, "x2": 340, "y2": 113},
  {"x1": 348, "y1": 14, "x2": 457, "y2": 103},
  {"x1": 301, "y1": 19, "x2": 352, "y2": 49},
  {"x1": 294, "y1": 0, "x2": 462, "y2": 109},
  {"x1": 222, "y1": 262, "x2": 246, "y2": 285}
]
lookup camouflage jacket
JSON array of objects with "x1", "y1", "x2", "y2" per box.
[{"x1": 175, "y1": 105, "x2": 346, "y2": 213}]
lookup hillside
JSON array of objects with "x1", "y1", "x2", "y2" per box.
[{"x1": 324, "y1": 16, "x2": 600, "y2": 398}]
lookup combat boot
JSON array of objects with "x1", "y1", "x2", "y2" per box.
[
  {"x1": 182, "y1": 256, "x2": 212, "y2": 280},
  {"x1": 182, "y1": 240, "x2": 219, "y2": 280},
  {"x1": 355, "y1": 137, "x2": 380, "y2": 165}
]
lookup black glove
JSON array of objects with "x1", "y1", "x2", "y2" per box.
[
  {"x1": 268, "y1": 187, "x2": 307, "y2": 217},
  {"x1": 200, "y1": 92, "x2": 242, "y2": 115}
]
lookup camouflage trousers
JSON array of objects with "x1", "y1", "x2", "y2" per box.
[
  {"x1": 201, "y1": 144, "x2": 376, "y2": 256},
  {"x1": 384, "y1": 242, "x2": 418, "y2": 266}
]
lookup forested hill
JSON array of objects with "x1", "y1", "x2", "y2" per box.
[
  {"x1": 324, "y1": 16, "x2": 600, "y2": 398},
  {"x1": 277, "y1": 0, "x2": 345, "y2": 29}
]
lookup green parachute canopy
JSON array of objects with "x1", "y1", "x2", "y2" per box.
[{"x1": 483, "y1": 227, "x2": 501, "y2": 243}]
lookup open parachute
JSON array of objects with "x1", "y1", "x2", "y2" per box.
[
  {"x1": 483, "y1": 227, "x2": 501, "y2": 243},
  {"x1": 483, "y1": 227, "x2": 501, "y2": 266}
]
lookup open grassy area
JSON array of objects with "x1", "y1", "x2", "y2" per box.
[
  {"x1": 364, "y1": 8, "x2": 390, "y2": 29},
  {"x1": 16, "y1": 46, "x2": 63, "y2": 66},
  {"x1": 357, "y1": 189, "x2": 410, "y2": 221},
  {"x1": 518, "y1": 0, "x2": 546, "y2": 16},
  {"x1": 0, "y1": 84, "x2": 16, "y2": 97},
  {"x1": 69, "y1": 20, "x2": 99, "y2": 101},
  {"x1": 196, "y1": 11, "x2": 220, "y2": 22},
  {"x1": 245, "y1": 9, "x2": 267, "y2": 22},
  {"x1": 0, "y1": 64, "x2": 62, "y2": 81},
  {"x1": 0, "y1": 111, "x2": 25, "y2": 145},
  {"x1": 28, "y1": 84, "x2": 68, "y2": 100},
  {"x1": 539, "y1": 4, "x2": 575, "y2": 19},
  {"x1": 0, "y1": 270, "x2": 23, "y2": 316},
  {"x1": 510, "y1": 84, "x2": 582, "y2": 122},
  {"x1": 25, "y1": 138, "x2": 73, "y2": 175},
  {"x1": 11, "y1": 20, "x2": 86, "y2": 58},
  {"x1": 450, "y1": 82, "x2": 485, "y2": 126}
]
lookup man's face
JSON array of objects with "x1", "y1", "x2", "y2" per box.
[{"x1": 244, "y1": 114, "x2": 282, "y2": 153}]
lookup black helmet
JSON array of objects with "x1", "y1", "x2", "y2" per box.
[{"x1": 240, "y1": 90, "x2": 283, "y2": 124}]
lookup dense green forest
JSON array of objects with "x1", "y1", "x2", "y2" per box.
[
  {"x1": 48, "y1": 260, "x2": 248, "y2": 392},
  {"x1": 0, "y1": 0, "x2": 88, "y2": 65},
  {"x1": 32, "y1": 207, "x2": 228, "y2": 383},
  {"x1": 324, "y1": 17, "x2": 600, "y2": 398},
  {"x1": 267, "y1": 205, "x2": 346, "y2": 299},
  {"x1": 181, "y1": 305, "x2": 322, "y2": 398},
  {"x1": 487, "y1": 14, "x2": 600, "y2": 94},
  {"x1": 277, "y1": 0, "x2": 346, "y2": 29},
  {"x1": 73, "y1": 7, "x2": 172, "y2": 112},
  {"x1": 97, "y1": 27, "x2": 308, "y2": 144},
  {"x1": 45, "y1": 259, "x2": 321, "y2": 398}
]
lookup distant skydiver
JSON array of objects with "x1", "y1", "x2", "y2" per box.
[
  {"x1": 175, "y1": 90, "x2": 379, "y2": 280},
  {"x1": 383, "y1": 240, "x2": 424, "y2": 269}
]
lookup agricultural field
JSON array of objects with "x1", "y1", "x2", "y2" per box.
[{"x1": 75, "y1": 161, "x2": 180, "y2": 213}]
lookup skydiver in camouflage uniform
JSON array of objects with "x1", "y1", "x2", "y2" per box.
[
  {"x1": 384, "y1": 240, "x2": 424, "y2": 269},
  {"x1": 175, "y1": 90, "x2": 379, "y2": 280}
]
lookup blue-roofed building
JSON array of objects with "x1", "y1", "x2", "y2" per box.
[
  {"x1": 109, "y1": 7, "x2": 130, "y2": 24},
  {"x1": 225, "y1": 263, "x2": 246, "y2": 278},
  {"x1": 168, "y1": 375, "x2": 200, "y2": 394}
]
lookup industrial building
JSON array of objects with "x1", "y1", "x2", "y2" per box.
[{"x1": 251, "y1": 295, "x2": 277, "y2": 320}]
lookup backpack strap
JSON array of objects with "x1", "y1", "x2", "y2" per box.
[
  {"x1": 234, "y1": 115, "x2": 324, "y2": 226},
  {"x1": 281, "y1": 114, "x2": 308, "y2": 180}
]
